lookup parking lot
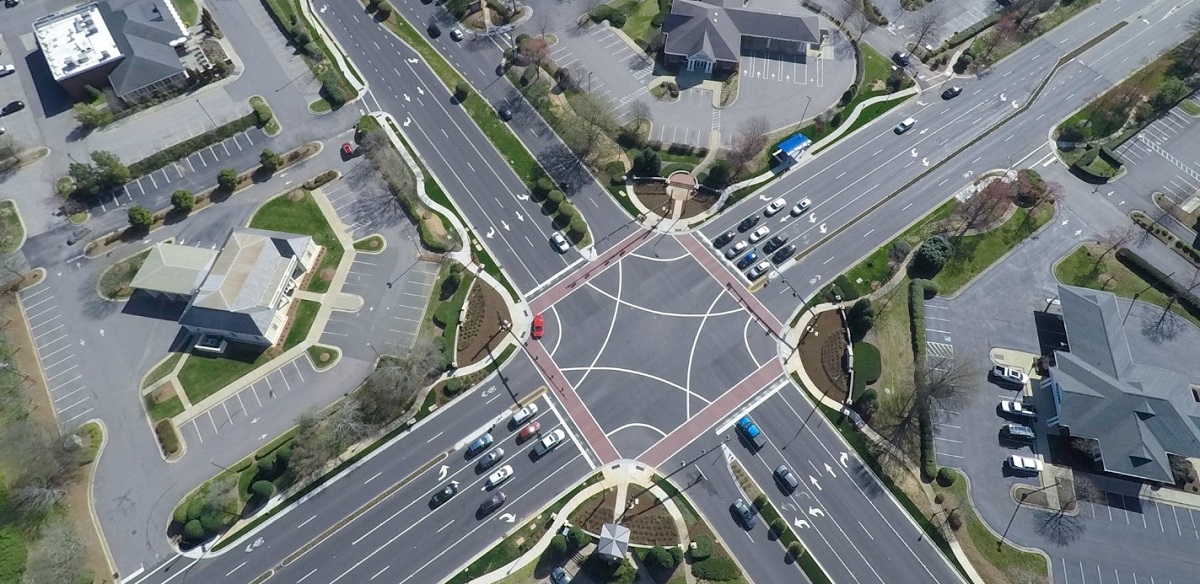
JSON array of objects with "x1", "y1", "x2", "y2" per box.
[
  {"x1": 1113, "y1": 108, "x2": 1200, "y2": 205},
  {"x1": 549, "y1": 26, "x2": 653, "y2": 119},
  {"x1": 322, "y1": 255, "x2": 439, "y2": 360},
  {"x1": 740, "y1": 51, "x2": 817, "y2": 86},
  {"x1": 18, "y1": 282, "x2": 96, "y2": 428},
  {"x1": 181, "y1": 355, "x2": 319, "y2": 446}
]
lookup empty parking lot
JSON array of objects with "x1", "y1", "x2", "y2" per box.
[{"x1": 19, "y1": 282, "x2": 96, "y2": 429}]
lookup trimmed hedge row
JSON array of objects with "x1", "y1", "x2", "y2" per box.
[
  {"x1": 907, "y1": 279, "x2": 938, "y2": 362},
  {"x1": 940, "y1": 12, "x2": 1000, "y2": 52},
  {"x1": 920, "y1": 409, "x2": 936, "y2": 480},
  {"x1": 129, "y1": 113, "x2": 257, "y2": 179},
  {"x1": 1116, "y1": 247, "x2": 1200, "y2": 318}
]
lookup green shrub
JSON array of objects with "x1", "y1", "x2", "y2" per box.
[
  {"x1": 787, "y1": 540, "x2": 804, "y2": 559},
  {"x1": 534, "y1": 178, "x2": 555, "y2": 197},
  {"x1": 127, "y1": 205, "x2": 153, "y2": 229},
  {"x1": 318, "y1": 71, "x2": 349, "y2": 107},
  {"x1": 606, "y1": 160, "x2": 626, "y2": 183},
  {"x1": 567, "y1": 525, "x2": 590, "y2": 549},
  {"x1": 632, "y1": 148, "x2": 662, "y2": 177},
  {"x1": 703, "y1": 161, "x2": 732, "y2": 189},
  {"x1": 256, "y1": 455, "x2": 280, "y2": 479},
  {"x1": 128, "y1": 113, "x2": 256, "y2": 178},
  {"x1": 0, "y1": 526, "x2": 26, "y2": 584},
  {"x1": 752, "y1": 494, "x2": 767, "y2": 510},
  {"x1": 689, "y1": 534, "x2": 713, "y2": 560},
  {"x1": 547, "y1": 534, "x2": 568, "y2": 557},
  {"x1": 912, "y1": 235, "x2": 953, "y2": 277},
  {"x1": 669, "y1": 546, "x2": 683, "y2": 567},
  {"x1": 454, "y1": 82, "x2": 471, "y2": 99},
  {"x1": 260, "y1": 148, "x2": 283, "y2": 173},
  {"x1": 853, "y1": 388, "x2": 878, "y2": 417},
  {"x1": 852, "y1": 341, "x2": 882, "y2": 398},
  {"x1": 443, "y1": 378, "x2": 466, "y2": 396},
  {"x1": 558, "y1": 203, "x2": 578, "y2": 219},
  {"x1": 590, "y1": 4, "x2": 626, "y2": 26},
  {"x1": 376, "y1": 1, "x2": 393, "y2": 16},
  {"x1": 936, "y1": 467, "x2": 956, "y2": 487},
  {"x1": 568, "y1": 216, "x2": 587, "y2": 238},
  {"x1": 943, "y1": 12, "x2": 1000, "y2": 48},
  {"x1": 645, "y1": 545, "x2": 676, "y2": 570},
  {"x1": 252, "y1": 100, "x2": 273, "y2": 126},
  {"x1": 183, "y1": 519, "x2": 206, "y2": 540},
  {"x1": 847, "y1": 298, "x2": 875, "y2": 340},
  {"x1": 692, "y1": 556, "x2": 739, "y2": 581},
  {"x1": 250, "y1": 480, "x2": 275, "y2": 498},
  {"x1": 947, "y1": 509, "x2": 963, "y2": 531},
  {"x1": 218, "y1": 168, "x2": 239, "y2": 191},
  {"x1": 276, "y1": 445, "x2": 292, "y2": 463},
  {"x1": 171, "y1": 189, "x2": 196, "y2": 213},
  {"x1": 769, "y1": 518, "x2": 786, "y2": 537},
  {"x1": 920, "y1": 411, "x2": 937, "y2": 480}
]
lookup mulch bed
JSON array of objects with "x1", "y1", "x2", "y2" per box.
[
  {"x1": 456, "y1": 279, "x2": 511, "y2": 366},
  {"x1": 618, "y1": 491, "x2": 679, "y2": 546},
  {"x1": 568, "y1": 488, "x2": 617, "y2": 534},
  {"x1": 678, "y1": 189, "x2": 718, "y2": 219},
  {"x1": 633, "y1": 182, "x2": 671, "y2": 216},
  {"x1": 797, "y1": 310, "x2": 849, "y2": 403}
]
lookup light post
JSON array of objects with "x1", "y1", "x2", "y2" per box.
[
  {"x1": 999, "y1": 479, "x2": 1058, "y2": 548},
  {"x1": 1124, "y1": 271, "x2": 1173, "y2": 325},
  {"x1": 197, "y1": 99, "x2": 216, "y2": 126}
]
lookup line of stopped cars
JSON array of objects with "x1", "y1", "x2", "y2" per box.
[
  {"x1": 432, "y1": 402, "x2": 571, "y2": 516},
  {"x1": 992, "y1": 365, "x2": 1043, "y2": 476},
  {"x1": 713, "y1": 197, "x2": 811, "y2": 281}
]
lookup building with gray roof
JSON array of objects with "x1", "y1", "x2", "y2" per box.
[
  {"x1": 1046, "y1": 284, "x2": 1200, "y2": 483},
  {"x1": 133, "y1": 229, "x2": 319, "y2": 348},
  {"x1": 661, "y1": 0, "x2": 820, "y2": 75},
  {"x1": 34, "y1": 0, "x2": 189, "y2": 102}
]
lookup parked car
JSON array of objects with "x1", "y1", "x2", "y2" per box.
[
  {"x1": 764, "y1": 198, "x2": 787, "y2": 216},
  {"x1": 1000, "y1": 399, "x2": 1036, "y2": 418},
  {"x1": 519, "y1": 421, "x2": 541, "y2": 440},
  {"x1": 497, "y1": 106, "x2": 513, "y2": 121},
  {"x1": 892, "y1": 51, "x2": 911, "y2": 67},
  {"x1": 479, "y1": 492, "x2": 506, "y2": 514},
  {"x1": 431, "y1": 482, "x2": 459, "y2": 506},
  {"x1": 746, "y1": 261, "x2": 771, "y2": 281},
  {"x1": 0, "y1": 65, "x2": 14, "y2": 78},
  {"x1": 0, "y1": 101, "x2": 24, "y2": 116},
  {"x1": 772, "y1": 244, "x2": 797, "y2": 264},
  {"x1": 713, "y1": 231, "x2": 736, "y2": 249},
  {"x1": 477, "y1": 447, "x2": 505, "y2": 470},
  {"x1": 992, "y1": 365, "x2": 1029, "y2": 386},
  {"x1": 550, "y1": 232, "x2": 570, "y2": 253},
  {"x1": 737, "y1": 216, "x2": 759, "y2": 232},
  {"x1": 941, "y1": 86, "x2": 963, "y2": 99},
  {"x1": 449, "y1": 27, "x2": 464, "y2": 41},
  {"x1": 790, "y1": 198, "x2": 812, "y2": 216},
  {"x1": 763, "y1": 234, "x2": 789, "y2": 254},
  {"x1": 486, "y1": 465, "x2": 514, "y2": 488},
  {"x1": 1005, "y1": 455, "x2": 1043, "y2": 475},
  {"x1": 724, "y1": 240, "x2": 749, "y2": 260},
  {"x1": 340, "y1": 142, "x2": 355, "y2": 157},
  {"x1": 732, "y1": 498, "x2": 756, "y2": 529},
  {"x1": 550, "y1": 567, "x2": 573, "y2": 584},
  {"x1": 736, "y1": 251, "x2": 759, "y2": 270},
  {"x1": 774, "y1": 465, "x2": 799, "y2": 493},
  {"x1": 466, "y1": 432, "x2": 494, "y2": 456},
  {"x1": 534, "y1": 428, "x2": 568, "y2": 456},
  {"x1": 1002, "y1": 423, "x2": 1035, "y2": 442},
  {"x1": 513, "y1": 403, "x2": 539, "y2": 425},
  {"x1": 894, "y1": 117, "x2": 916, "y2": 134},
  {"x1": 531, "y1": 314, "x2": 544, "y2": 339},
  {"x1": 748, "y1": 226, "x2": 770, "y2": 244}
]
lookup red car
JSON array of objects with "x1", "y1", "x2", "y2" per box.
[
  {"x1": 531, "y1": 314, "x2": 544, "y2": 339},
  {"x1": 340, "y1": 142, "x2": 355, "y2": 157},
  {"x1": 519, "y1": 421, "x2": 541, "y2": 440}
]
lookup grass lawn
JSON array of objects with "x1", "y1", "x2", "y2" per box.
[
  {"x1": 170, "y1": 0, "x2": 199, "y2": 26},
  {"x1": 932, "y1": 469, "x2": 1049, "y2": 584},
  {"x1": 0, "y1": 200, "x2": 24, "y2": 254},
  {"x1": 838, "y1": 199, "x2": 957, "y2": 298},
  {"x1": 1180, "y1": 99, "x2": 1200, "y2": 117},
  {"x1": 971, "y1": 0, "x2": 1098, "y2": 68},
  {"x1": 354, "y1": 234, "x2": 385, "y2": 251},
  {"x1": 306, "y1": 344, "x2": 340, "y2": 370},
  {"x1": 284, "y1": 300, "x2": 319, "y2": 350},
  {"x1": 141, "y1": 353, "x2": 183, "y2": 389},
  {"x1": 250, "y1": 96, "x2": 281, "y2": 135},
  {"x1": 144, "y1": 392, "x2": 185, "y2": 422},
  {"x1": 613, "y1": 0, "x2": 661, "y2": 44},
  {"x1": 862, "y1": 279, "x2": 916, "y2": 435},
  {"x1": 98, "y1": 248, "x2": 152, "y2": 300},
  {"x1": 308, "y1": 98, "x2": 332, "y2": 113},
  {"x1": 177, "y1": 350, "x2": 269, "y2": 405},
  {"x1": 249, "y1": 190, "x2": 344, "y2": 293},
  {"x1": 1056, "y1": 54, "x2": 1170, "y2": 141},
  {"x1": 1055, "y1": 244, "x2": 1200, "y2": 329},
  {"x1": 932, "y1": 203, "x2": 1054, "y2": 294}
]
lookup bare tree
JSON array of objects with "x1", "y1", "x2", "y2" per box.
[
  {"x1": 910, "y1": 5, "x2": 946, "y2": 54},
  {"x1": 833, "y1": 2, "x2": 874, "y2": 42},
  {"x1": 1033, "y1": 507, "x2": 1085, "y2": 546},
  {"x1": 288, "y1": 411, "x2": 336, "y2": 481},
  {"x1": 22, "y1": 516, "x2": 87, "y2": 584},
  {"x1": 881, "y1": 357, "x2": 975, "y2": 454},
  {"x1": 1155, "y1": 268, "x2": 1200, "y2": 332},
  {"x1": 533, "y1": 11, "x2": 554, "y2": 40},
  {"x1": 357, "y1": 337, "x2": 442, "y2": 426},
  {"x1": 1092, "y1": 226, "x2": 1135, "y2": 269},
  {"x1": 726, "y1": 115, "x2": 770, "y2": 179},
  {"x1": 325, "y1": 397, "x2": 369, "y2": 451},
  {"x1": 518, "y1": 37, "x2": 550, "y2": 79},
  {"x1": 627, "y1": 100, "x2": 651, "y2": 125},
  {"x1": 953, "y1": 179, "x2": 1012, "y2": 237}
]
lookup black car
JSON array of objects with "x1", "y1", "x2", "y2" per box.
[
  {"x1": 892, "y1": 51, "x2": 911, "y2": 67},
  {"x1": 712, "y1": 231, "x2": 735, "y2": 248},
  {"x1": 3, "y1": 0, "x2": 17, "y2": 8},
  {"x1": 479, "y1": 492, "x2": 506, "y2": 515},
  {"x1": 497, "y1": 107, "x2": 513, "y2": 121},
  {"x1": 732, "y1": 498, "x2": 756, "y2": 529},
  {"x1": 941, "y1": 86, "x2": 963, "y2": 99},
  {"x1": 427, "y1": 23, "x2": 441, "y2": 38},
  {"x1": 431, "y1": 482, "x2": 459, "y2": 506},
  {"x1": 477, "y1": 447, "x2": 505, "y2": 471},
  {"x1": 772, "y1": 244, "x2": 797, "y2": 264},
  {"x1": 1, "y1": 101, "x2": 24, "y2": 116},
  {"x1": 737, "y1": 216, "x2": 759, "y2": 232},
  {"x1": 762, "y1": 234, "x2": 789, "y2": 254}
]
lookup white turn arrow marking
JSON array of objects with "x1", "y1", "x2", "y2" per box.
[
  {"x1": 99, "y1": 329, "x2": 105, "y2": 336},
  {"x1": 258, "y1": 433, "x2": 268, "y2": 440},
  {"x1": 808, "y1": 507, "x2": 825, "y2": 517},
  {"x1": 808, "y1": 213, "x2": 817, "y2": 223},
  {"x1": 910, "y1": 148, "x2": 918, "y2": 157},
  {"x1": 499, "y1": 513, "x2": 516, "y2": 523},
  {"x1": 407, "y1": 58, "x2": 419, "y2": 64},
  {"x1": 1074, "y1": 229, "x2": 1083, "y2": 236},
  {"x1": 437, "y1": 465, "x2": 449, "y2": 480},
  {"x1": 80, "y1": 339, "x2": 85, "y2": 346},
  {"x1": 1012, "y1": 101, "x2": 1020, "y2": 108},
  {"x1": 809, "y1": 476, "x2": 821, "y2": 490},
  {"x1": 515, "y1": 212, "x2": 524, "y2": 222},
  {"x1": 922, "y1": 158, "x2": 929, "y2": 166},
  {"x1": 794, "y1": 518, "x2": 811, "y2": 529},
  {"x1": 417, "y1": 86, "x2": 425, "y2": 95},
  {"x1": 824, "y1": 463, "x2": 836, "y2": 477},
  {"x1": 516, "y1": 193, "x2": 529, "y2": 201},
  {"x1": 501, "y1": 220, "x2": 510, "y2": 231},
  {"x1": 818, "y1": 223, "x2": 827, "y2": 234},
  {"x1": 403, "y1": 116, "x2": 412, "y2": 127},
  {"x1": 251, "y1": 418, "x2": 260, "y2": 424},
  {"x1": 1000, "y1": 93, "x2": 1006, "y2": 101},
  {"x1": 919, "y1": 128, "x2": 929, "y2": 135},
  {"x1": 759, "y1": 194, "x2": 772, "y2": 201},
  {"x1": 320, "y1": 4, "x2": 327, "y2": 12},
  {"x1": 916, "y1": 100, "x2": 927, "y2": 106},
  {"x1": 1061, "y1": 219, "x2": 1069, "y2": 226},
  {"x1": 839, "y1": 452, "x2": 848, "y2": 467},
  {"x1": 485, "y1": 227, "x2": 495, "y2": 239}
]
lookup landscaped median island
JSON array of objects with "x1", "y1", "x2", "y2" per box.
[
  {"x1": 260, "y1": 0, "x2": 357, "y2": 110},
  {"x1": 729, "y1": 459, "x2": 831, "y2": 584},
  {"x1": 0, "y1": 200, "x2": 24, "y2": 254},
  {"x1": 249, "y1": 96, "x2": 281, "y2": 136}
]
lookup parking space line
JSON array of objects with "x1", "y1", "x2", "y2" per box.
[
  {"x1": 933, "y1": 437, "x2": 962, "y2": 443},
  {"x1": 190, "y1": 419, "x2": 204, "y2": 444},
  {"x1": 208, "y1": 410, "x2": 218, "y2": 433},
  {"x1": 236, "y1": 393, "x2": 248, "y2": 418},
  {"x1": 39, "y1": 333, "x2": 69, "y2": 348},
  {"x1": 264, "y1": 376, "x2": 274, "y2": 397},
  {"x1": 41, "y1": 344, "x2": 74, "y2": 360},
  {"x1": 58, "y1": 396, "x2": 90, "y2": 412},
  {"x1": 293, "y1": 360, "x2": 306, "y2": 382},
  {"x1": 34, "y1": 323, "x2": 65, "y2": 340},
  {"x1": 28, "y1": 305, "x2": 60, "y2": 320},
  {"x1": 54, "y1": 386, "x2": 87, "y2": 403},
  {"x1": 243, "y1": 131, "x2": 255, "y2": 146},
  {"x1": 1171, "y1": 502, "x2": 1182, "y2": 536},
  {"x1": 281, "y1": 372, "x2": 293, "y2": 392},
  {"x1": 24, "y1": 295, "x2": 55, "y2": 310},
  {"x1": 51, "y1": 375, "x2": 83, "y2": 392},
  {"x1": 222, "y1": 401, "x2": 234, "y2": 425},
  {"x1": 937, "y1": 452, "x2": 964, "y2": 459},
  {"x1": 221, "y1": 142, "x2": 231, "y2": 156},
  {"x1": 44, "y1": 355, "x2": 74, "y2": 371},
  {"x1": 1154, "y1": 500, "x2": 1164, "y2": 531},
  {"x1": 46, "y1": 364, "x2": 79, "y2": 381},
  {"x1": 251, "y1": 384, "x2": 264, "y2": 408}
]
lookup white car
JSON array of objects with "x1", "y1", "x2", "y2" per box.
[
  {"x1": 895, "y1": 117, "x2": 916, "y2": 134},
  {"x1": 1000, "y1": 399, "x2": 1036, "y2": 418},
  {"x1": 789, "y1": 198, "x2": 812, "y2": 216},
  {"x1": 550, "y1": 232, "x2": 569, "y2": 253},
  {"x1": 512, "y1": 403, "x2": 539, "y2": 425},
  {"x1": 535, "y1": 428, "x2": 567, "y2": 455},
  {"x1": 992, "y1": 365, "x2": 1029, "y2": 386},
  {"x1": 1005, "y1": 455, "x2": 1043, "y2": 474},
  {"x1": 746, "y1": 260, "x2": 771, "y2": 280},
  {"x1": 748, "y1": 226, "x2": 770, "y2": 244},
  {"x1": 764, "y1": 198, "x2": 787, "y2": 216},
  {"x1": 486, "y1": 464, "x2": 514, "y2": 488},
  {"x1": 724, "y1": 240, "x2": 749, "y2": 260},
  {"x1": 449, "y1": 28, "x2": 464, "y2": 41},
  {"x1": 0, "y1": 65, "x2": 14, "y2": 78}
]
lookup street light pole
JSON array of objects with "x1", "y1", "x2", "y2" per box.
[{"x1": 999, "y1": 479, "x2": 1058, "y2": 548}]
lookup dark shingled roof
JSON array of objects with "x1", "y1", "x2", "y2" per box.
[
  {"x1": 1052, "y1": 285, "x2": 1200, "y2": 483},
  {"x1": 97, "y1": 0, "x2": 186, "y2": 96},
  {"x1": 662, "y1": 0, "x2": 819, "y2": 63}
]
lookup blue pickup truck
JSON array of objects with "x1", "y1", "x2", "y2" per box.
[{"x1": 736, "y1": 416, "x2": 766, "y2": 450}]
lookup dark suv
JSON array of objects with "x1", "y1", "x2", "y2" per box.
[
  {"x1": 737, "y1": 216, "x2": 759, "y2": 232},
  {"x1": 763, "y1": 234, "x2": 789, "y2": 254},
  {"x1": 732, "y1": 498, "x2": 756, "y2": 529}
]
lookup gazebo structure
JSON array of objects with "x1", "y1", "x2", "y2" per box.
[{"x1": 596, "y1": 523, "x2": 630, "y2": 563}]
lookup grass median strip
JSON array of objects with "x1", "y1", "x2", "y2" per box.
[{"x1": 730, "y1": 459, "x2": 832, "y2": 584}]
